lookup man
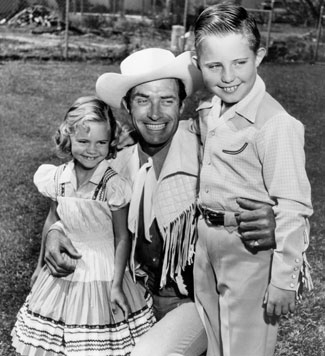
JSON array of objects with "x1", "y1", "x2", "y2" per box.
[{"x1": 43, "y1": 48, "x2": 276, "y2": 356}]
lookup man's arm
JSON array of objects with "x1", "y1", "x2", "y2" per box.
[
  {"x1": 236, "y1": 198, "x2": 276, "y2": 250},
  {"x1": 30, "y1": 200, "x2": 59, "y2": 287},
  {"x1": 40, "y1": 206, "x2": 82, "y2": 277}
]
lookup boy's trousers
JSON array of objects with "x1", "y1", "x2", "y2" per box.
[{"x1": 194, "y1": 217, "x2": 278, "y2": 356}]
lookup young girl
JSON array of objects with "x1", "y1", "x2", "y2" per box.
[{"x1": 11, "y1": 96, "x2": 155, "y2": 356}]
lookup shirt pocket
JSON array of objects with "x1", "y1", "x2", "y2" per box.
[{"x1": 222, "y1": 142, "x2": 249, "y2": 155}]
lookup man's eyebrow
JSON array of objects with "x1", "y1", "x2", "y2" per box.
[
  {"x1": 161, "y1": 95, "x2": 177, "y2": 100},
  {"x1": 132, "y1": 93, "x2": 149, "y2": 99},
  {"x1": 132, "y1": 93, "x2": 177, "y2": 100}
]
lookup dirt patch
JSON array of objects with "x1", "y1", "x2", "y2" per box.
[
  {"x1": 0, "y1": 25, "x2": 132, "y2": 62},
  {"x1": 0, "y1": 15, "x2": 323, "y2": 63}
]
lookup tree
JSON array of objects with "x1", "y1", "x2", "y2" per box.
[
  {"x1": 55, "y1": 0, "x2": 66, "y2": 23},
  {"x1": 283, "y1": 0, "x2": 323, "y2": 24},
  {"x1": 302, "y1": 0, "x2": 322, "y2": 20}
]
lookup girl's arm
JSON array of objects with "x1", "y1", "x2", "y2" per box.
[
  {"x1": 111, "y1": 205, "x2": 131, "y2": 319},
  {"x1": 30, "y1": 200, "x2": 59, "y2": 287}
]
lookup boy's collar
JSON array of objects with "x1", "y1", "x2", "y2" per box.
[{"x1": 233, "y1": 75, "x2": 266, "y2": 124}]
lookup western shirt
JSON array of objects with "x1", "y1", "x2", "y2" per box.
[{"x1": 197, "y1": 75, "x2": 313, "y2": 292}]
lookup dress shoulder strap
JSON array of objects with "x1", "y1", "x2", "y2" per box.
[{"x1": 92, "y1": 167, "x2": 117, "y2": 201}]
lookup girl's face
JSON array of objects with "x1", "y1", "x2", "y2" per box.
[
  {"x1": 70, "y1": 121, "x2": 110, "y2": 172},
  {"x1": 194, "y1": 33, "x2": 265, "y2": 109}
]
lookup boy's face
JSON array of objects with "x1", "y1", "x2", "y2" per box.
[{"x1": 194, "y1": 33, "x2": 265, "y2": 107}]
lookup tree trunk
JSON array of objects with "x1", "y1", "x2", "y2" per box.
[
  {"x1": 56, "y1": 0, "x2": 66, "y2": 23},
  {"x1": 165, "y1": 0, "x2": 172, "y2": 16}
]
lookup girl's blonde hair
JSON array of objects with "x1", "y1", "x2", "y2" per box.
[{"x1": 55, "y1": 96, "x2": 120, "y2": 159}]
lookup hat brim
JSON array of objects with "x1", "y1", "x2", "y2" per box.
[{"x1": 96, "y1": 51, "x2": 204, "y2": 109}]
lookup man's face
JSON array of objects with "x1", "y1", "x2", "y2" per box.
[{"x1": 128, "y1": 79, "x2": 182, "y2": 155}]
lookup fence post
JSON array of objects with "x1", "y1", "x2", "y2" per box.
[
  {"x1": 64, "y1": 0, "x2": 70, "y2": 60},
  {"x1": 314, "y1": 5, "x2": 324, "y2": 62},
  {"x1": 183, "y1": 0, "x2": 188, "y2": 31},
  {"x1": 266, "y1": 9, "x2": 273, "y2": 54},
  {"x1": 171, "y1": 25, "x2": 185, "y2": 54}
]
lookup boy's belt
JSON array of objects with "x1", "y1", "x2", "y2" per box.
[{"x1": 198, "y1": 206, "x2": 239, "y2": 227}]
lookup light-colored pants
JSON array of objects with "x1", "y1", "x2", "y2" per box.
[
  {"x1": 130, "y1": 300, "x2": 207, "y2": 356},
  {"x1": 194, "y1": 218, "x2": 278, "y2": 356}
]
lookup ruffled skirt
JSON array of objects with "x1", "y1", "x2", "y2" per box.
[{"x1": 12, "y1": 243, "x2": 155, "y2": 356}]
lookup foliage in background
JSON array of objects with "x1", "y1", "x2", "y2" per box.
[{"x1": 0, "y1": 60, "x2": 324, "y2": 356}]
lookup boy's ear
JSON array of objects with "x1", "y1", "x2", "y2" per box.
[
  {"x1": 191, "y1": 55, "x2": 200, "y2": 70},
  {"x1": 255, "y1": 47, "x2": 266, "y2": 67}
]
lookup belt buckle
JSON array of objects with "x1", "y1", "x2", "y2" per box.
[{"x1": 204, "y1": 209, "x2": 225, "y2": 226}]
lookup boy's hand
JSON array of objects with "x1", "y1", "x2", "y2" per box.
[
  {"x1": 236, "y1": 198, "x2": 276, "y2": 250},
  {"x1": 110, "y1": 285, "x2": 129, "y2": 320},
  {"x1": 264, "y1": 284, "x2": 296, "y2": 316}
]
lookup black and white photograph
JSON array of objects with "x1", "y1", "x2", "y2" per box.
[{"x1": 1, "y1": 1, "x2": 324, "y2": 355}]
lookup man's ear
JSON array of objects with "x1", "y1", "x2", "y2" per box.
[
  {"x1": 122, "y1": 98, "x2": 130, "y2": 113},
  {"x1": 256, "y1": 47, "x2": 266, "y2": 67},
  {"x1": 191, "y1": 55, "x2": 200, "y2": 70},
  {"x1": 179, "y1": 101, "x2": 185, "y2": 115}
]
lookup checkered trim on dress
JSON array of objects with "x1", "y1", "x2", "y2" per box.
[
  {"x1": 55, "y1": 164, "x2": 67, "y2": 197},
  {"x1": 92, "y1": 167, "x2": 117, "y2": 201}
]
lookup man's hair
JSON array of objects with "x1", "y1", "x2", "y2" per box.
[
  {"x1": 194, "y1": 3, "x2": 261, "y2": 54},
  {"x1": 54, "y1": 96, "x2": 120, "y2": 159},
  {"x1": 123, "y1": 78, "x2": 187, "y2": 111}
]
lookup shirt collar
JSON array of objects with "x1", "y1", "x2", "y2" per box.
[
  {"x1": 58, "y1": 159, "x2": 110, "y2": 186},
  {"x1": 137, "y1": 140, "x2": 172, "y2": 179},
  {"x1": 196, "y1": 75, "x2": 266, "y2": 124}
]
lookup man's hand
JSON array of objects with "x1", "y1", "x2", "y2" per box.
[
  {"x1": 236, "y1": 198, "x2": 276, "y2": 250},
  {"x1": 264, "y1": 284, "x2": 296, "y2": 316},
  {"x1": 44, "y1": 229, "x2": 82, "y2": 277}
]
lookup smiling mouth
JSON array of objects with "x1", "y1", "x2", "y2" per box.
[
  {"x1": 145, "y1": 123, "x2": 167, "y2": 130},
  {"x1": 221, "y1": 85, "x2": 239, "y2": 93},
  {"x1": 82, "y1": 156, "x2": 98, "y2": 160}
]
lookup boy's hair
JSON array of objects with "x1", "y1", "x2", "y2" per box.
[
  {"x1": 55, "y1": 96, "x2": 120, "y2": 160},
  {"x1": 194, "y1": 3, "x2": 261, "y2": 54}
]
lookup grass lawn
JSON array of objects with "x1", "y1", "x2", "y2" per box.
[{"x1": 0, "y1": 60, "x2": 324, "y2": 356}]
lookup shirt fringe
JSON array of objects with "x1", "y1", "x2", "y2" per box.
[
  {"x1": 159, "y1": 203, "x2": 198, "y2": 293},
  {"x1": 297, "y1": 252, "x2": 313, "y2": 301}
]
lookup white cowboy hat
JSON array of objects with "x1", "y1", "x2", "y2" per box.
[{"x1": 95, "y1": 48, "x2": 203, "y2": 109}]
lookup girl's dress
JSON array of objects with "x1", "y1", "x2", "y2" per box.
[{"x1": 11, "y1": 160, "x2": 156, "y2": 356}]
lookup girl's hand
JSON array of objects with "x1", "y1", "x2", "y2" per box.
[
  {"x1": 264, "y1": 284, "x2": 296, "y2": 316},
  {"x1": 110, "y1": 285, "x2": 129, "y2": 320}
]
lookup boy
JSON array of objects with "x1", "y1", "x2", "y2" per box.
[{"x1": 191, "y1": 4, "x2": 313, "y2": 356}]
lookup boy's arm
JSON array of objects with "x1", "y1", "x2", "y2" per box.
[{"x1": 258, "y1": 115, "x2": 313, "y2": 298}]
